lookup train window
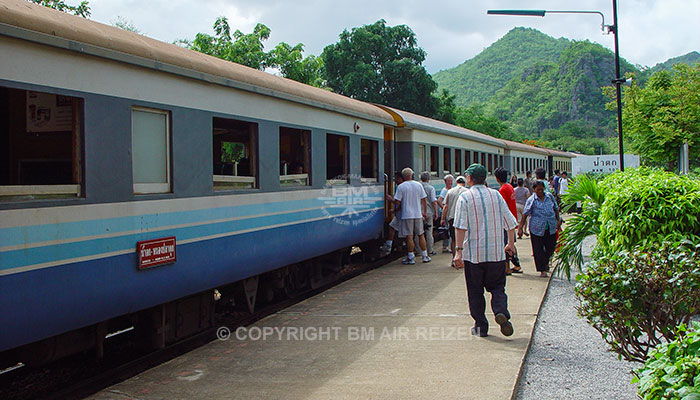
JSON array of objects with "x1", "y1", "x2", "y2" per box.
[
  {"x1": 430, "y1": 146, "x2": 439, "y2": 176},
  {"x1": 454, "y1": 149, "x2": 461, "y2": 175},
  {"x1": 280, "y1": 127, "x2": 311, "y2": 186},
  {"x1": 488, "y1": 154, "x2": 493, "y2": 173},
  {"x1": 443, "y1": 147, "x2": 451, "y2": 175},
  {"x1": 417, "y1": 144, "x2": 426, "y2": 172},
  {"x1": 326, "y1": 133, "x2": 349, "y2": 184},
  {"x1": 481, "y1": 153, "x2": 486, "y2": 168},
  {"x1": 499, "y1": 155, "x2": 504, "y2": 170},
  {"x1": 466, "y1": 151, "x2": 471, "y2": 167},
  {"x1": 212, "y1": 117, "x2": 257, "y2": 190},
  {"x1": 360, "y1": 138, "x2": 378, "y2": 183},
  {"x1": 0, "y1": 87, "x2": 83, "y2": 200},
  {"x1": 132, "y1": 107, "x2": 171, "y2": 194}
]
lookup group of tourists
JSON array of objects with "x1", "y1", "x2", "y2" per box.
[{"x1": 382, "y1": 163, "x2": 571, "y2": 338}]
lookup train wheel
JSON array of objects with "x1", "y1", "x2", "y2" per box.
[
  {"x1": 283, "y1": 263, "x2": 308, "y2": 298},
  {"x1": 233, "y1": 276, "x2": 259, "y2": 314}
]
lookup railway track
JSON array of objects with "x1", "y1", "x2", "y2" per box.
[{"x1": 0, "y1": 251, "x2": 399, "y2": 400}]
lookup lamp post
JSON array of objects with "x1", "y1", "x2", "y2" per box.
[{"x1": 488, "y1": 0, "x2": 625, "y2": 171}]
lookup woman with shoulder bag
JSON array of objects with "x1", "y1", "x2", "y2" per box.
[{"x1": 518, "y1": 180, "x2": 560, "y2": 277}]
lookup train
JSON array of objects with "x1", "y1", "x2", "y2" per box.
[{"x1": 0, "y1": 0, "x2": 575, "y2": 366}]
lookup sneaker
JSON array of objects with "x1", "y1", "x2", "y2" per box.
[
  {"x1": 379, "y1": 245, "x2": 391, "y2": 257},
  {"x1": 429, "y1": 250, "x2": 437, "y2": 255},
  {"x1": 442, "y1": 248, "x2": 451, "y2": 253},
  {"x1": 422, "y1": 255, "x2": 432, "y2": 263},
  {"x1": 402, "y1": 257, "x2": 415, "y2": 265},
  {"x1": 495, "y1": 313, "x2": 514, "y2": 337},
  {"x1": 471, "y1": 326, "x2": 488, "y2": 337}
]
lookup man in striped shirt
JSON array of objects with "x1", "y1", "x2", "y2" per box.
[{"x1": 453, "y1": 164, "x2": 518, "y2": 337}]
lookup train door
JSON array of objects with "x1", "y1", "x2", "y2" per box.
[{"x1": 383, "y1": 127, "x2": 394, "y2": 220}]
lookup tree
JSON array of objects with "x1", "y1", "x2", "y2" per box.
[
  {"x1": 268, "y1": 42, "x2": 323, "y2": 87},
  {"x1": 184, "y1": 17, "x2": 272, "y2": 70},
  {"x1": 27, "y1": 0, "x2": 90, "y2": 17},
  {"x1": 182, "y1": 17, "x2": 322, "y2": 86},
  {"x1": 112, "y1": 16, "x2": 141, "y2": 34},
  {"x1": 619, "y1": 64, "x2": 700, "y2": 170},
  {"x1": 321, "y1": 19, "x2": 437, "y2": 116}
]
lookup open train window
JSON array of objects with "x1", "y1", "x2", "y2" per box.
[
  {"x1": 430, "y1": 146, "x2": 439, "y2": 177},
  {"x1": 481, "y1": 152, "x2": 486, "y2": 168},
  {"x1": 213, "y1": 117, "x2": 257, "y2": 190},
  {"x1": 488, "y1": 154, "x2": 493, "y2": 173},
  {"x1": 326, "y1": 133, "x2": 349, "y2": 185},
  {"x1": 466, "y1": 151, "x2": 472, "y2": 167},
  {"x1": 443, "y1": 147, "x2": 451, "y2": 176},
  {"x1": 280, "y1": 127, "x2": 311, "y2": 186},
  {"x1": 0, "y1": 87, "x2": 83, "y2": 200},
  {"x1": 360, "y1": 138, "x2": 378, "y2": 183},
  {"x1": 132, "y1": 107, "x2": 170, "y2": 194},
  {"x1": 454, "y1": 149, "x2": 461, "y2": 176}
]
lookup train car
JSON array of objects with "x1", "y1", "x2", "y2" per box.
[
  {"x1": 547, "y1": 148, "x2": 576, "y2": 176},
  {"x1": 376, "y1": 106, "x2": 506, "y2": 190},
  {"x1": 0, "y1": 1, "x2": 396, "y2": 365},
  {"x1": 502, "y1": 139, "x2": 549, "y2": 178}
]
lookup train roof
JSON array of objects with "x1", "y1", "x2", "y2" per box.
[
  {"x1": 545, "y1": 148, "x2": 578, "y2": 158},
  {"x1": 0, "y1": 0, "x2": 395, "y2": 125},
  {"x1": 501, "y1": 139, "x2": 550, "y2": 155},
  {"x1": 376, "y1": 105, "x2": 505, "y2": 148}
]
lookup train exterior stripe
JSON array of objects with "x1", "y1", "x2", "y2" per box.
[
  {"x1": 0, "y1": 211, "x2": 384, "y2": 351},
  {"x1": 0, "y1": 187, "x2": 384, "y2": 276}
]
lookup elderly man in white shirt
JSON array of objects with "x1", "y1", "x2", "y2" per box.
[
  {"x1": 394, "y1": 168, "x2": 431, "y2": 264},
  {"x1": 453, "y1": 164, "x2": 518, "y2": 338}
]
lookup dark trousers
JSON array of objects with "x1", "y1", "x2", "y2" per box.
[
  {"x1": 464, "y1": 261, "x2": 510, "y2": 332},
  {"x1": 531, "y1": 232, "x2": 556, "y2": 272}
]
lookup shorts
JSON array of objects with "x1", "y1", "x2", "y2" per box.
[
  {"x1": 399, "y1": 218, "x2": 424, "y2": 238},
  {"x1": 389, "y1": 216, "x2": 400, "y2": 231},
  {"x1": 516, "y1": 203, "x2": 525, "y2": 223}
]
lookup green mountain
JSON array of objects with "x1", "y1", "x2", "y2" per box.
[
  {"x1": 642, "y1": 51, "x2": 700, "y2": 77},
  {"x1": 486, "y1": 40, "x2": 637, "y2": 139},
  {"x1": 432, "y1": 27, "x2": 570, "y2": 107},
  {"x1": 432, "y1": 28, "x2": 698, "y2": 154}
]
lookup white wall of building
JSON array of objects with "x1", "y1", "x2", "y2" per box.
[{"x1": 572, "y1": 154, "x2": 640, "y2": 175}]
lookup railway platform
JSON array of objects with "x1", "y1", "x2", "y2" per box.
[{"x1": 89, "y1": 238, "x2": 550, "y2": 400}]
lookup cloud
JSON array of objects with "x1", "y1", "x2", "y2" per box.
[{"x1": 88, "y1": 0, "x2": 698, "y2": 72}]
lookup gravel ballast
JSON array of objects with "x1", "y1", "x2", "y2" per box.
[{"x1": 516, "y1": 237, "x2": 641, "y2": 399}]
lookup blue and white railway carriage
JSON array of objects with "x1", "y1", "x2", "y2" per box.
[
  {"x1": 549, "y1": 149, "x2": 575, "y2": 176},
  {"x1": 0, "y1": 0, "x2": 394, "y2": 362},
  {"x1": 502, "y1": 140, "x2": 549, "y2": 178},
  {"x1": 377, "y1": 106, "x2": 505, "y2": 191}
]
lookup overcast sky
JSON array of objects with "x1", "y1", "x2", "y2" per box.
[{"x1": 88, "y1": 0, "x2": 699, "y2": 74}]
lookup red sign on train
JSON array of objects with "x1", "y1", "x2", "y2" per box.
[{"x1": 137, "y1": 237, "x2": 176, "y2": 269}]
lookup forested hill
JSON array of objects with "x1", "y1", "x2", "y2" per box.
[
  {"x1": 486, "y1": 40, "x2": 637, "y2": 141},
  {"x1": 431, "y1": 27, "x2": 690, "y2": 153},
  {"x1": 432, "y1": 27, "x2": 569, "y2": 107},
  {"x1": 643, "y1": 51, "x2": 700, "y2": 77}
]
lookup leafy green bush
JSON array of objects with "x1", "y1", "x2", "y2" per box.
[
  {"x1": 576, "y1": 242, "x2": 700, "y2": 362},
  {"x1": 597, "y1": 168, "x2": 700, "y2": 253},
  {"x1": 634, "y1": 322, "x2": 700, "y2": 399},
  {"x1": 555, "y1": 175, "x2": 605, "y2": 279}
]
